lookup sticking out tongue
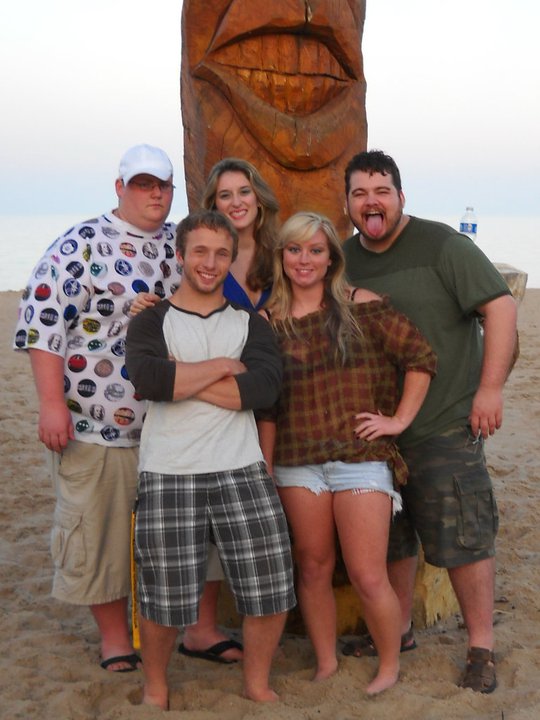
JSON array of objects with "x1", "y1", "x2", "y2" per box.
[{"x1": 365, "y1": 213, "x2": 383, "y2": 236}]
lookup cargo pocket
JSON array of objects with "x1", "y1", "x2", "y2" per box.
[
  {"x1": 50, "y1": 499, "x2": 86, "y2": 576},
  {"x1": 454, "y1": 470, "x2": 499, "y2": 550}
]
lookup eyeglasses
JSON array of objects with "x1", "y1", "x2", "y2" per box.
[{"x1": 128, "y1": 179, "x2": 175, "y2": 193}]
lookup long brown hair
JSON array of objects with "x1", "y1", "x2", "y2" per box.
[
  {"x1": 267, "y1": 212, "x2": 361, "y2": 362},
  {"x1": 201, "y1": 158, "x2": 279, "y2": 292}
]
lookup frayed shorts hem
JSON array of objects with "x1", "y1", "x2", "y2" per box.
[{"x1": 274, "y1": 460, "x2": 402, "y2": 514}]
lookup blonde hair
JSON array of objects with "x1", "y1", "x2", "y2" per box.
[
  {"x1": 201, "y1": 158, "x2": 279, "y2": 292},
  {"x1": 267, "y1": 212, "x2": 361, "y2": 362}
]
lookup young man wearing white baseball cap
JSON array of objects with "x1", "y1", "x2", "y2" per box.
[{"x1": 13, "y1": 144, "x2": 179, "y2": 673}]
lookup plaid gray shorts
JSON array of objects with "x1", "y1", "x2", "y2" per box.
[
  {"x1": 135, "y1": 461, "x2": 296, "y2": 627},
  {"x1": 388, "y1": 425, "x2": 499, "y2": 568}
]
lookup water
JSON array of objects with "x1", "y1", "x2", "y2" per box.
[
  {"x1": 1, "y1": 213, "x2": 539, "y2": 291},
  {"x1": 437, "y1": 214, "x2": 540, "y2": 289},
  {"x1": 1, "y1": 214, "x2": 88, "y2": 292}
]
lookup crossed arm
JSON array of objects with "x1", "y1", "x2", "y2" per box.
[
  {"x1": 173, "y1": 356, "x2": 246, "y2": 409},
  {"x1": 125, "y1": 307, "x2": 282, "y2": 412}
]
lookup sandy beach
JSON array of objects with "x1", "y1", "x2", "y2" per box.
[{"x1": 1, "y1": 288, "x2": 539, "y2": 720}]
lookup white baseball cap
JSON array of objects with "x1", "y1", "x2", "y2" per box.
[{"x1": 118, "y1": 144, "x2": 173, "y2": 184}]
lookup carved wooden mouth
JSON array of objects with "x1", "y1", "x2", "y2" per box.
[
  {"x1": 193, "y1": 31, "x2": 362, "y2": 168},
  {"x1": 207, "y1": 34, "x2": 350, "y2": 116},
  {"x1": 187, "y1": 0, "x2": 364, "y2": 168}
]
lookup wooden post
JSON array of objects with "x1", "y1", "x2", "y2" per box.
[
  {"x1": 217, "y1": 548, "x2": 459, "y2": 635},
  {"x1": 181, "y1": 0, "x2": 367, "y2": 236},
  {"x1": 181, "y1": 1, "x2": 470, "y2": 638}
]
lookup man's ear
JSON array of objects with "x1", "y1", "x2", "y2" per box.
[{"x1": 115, "y1": 178, "x2": 125, "y2": 200}]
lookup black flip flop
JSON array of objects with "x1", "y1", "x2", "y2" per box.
[
  {"x1": 100, "y1": 652, "x2": 142, "y2": 672},
  {"x1": 178, "y1": 639, "x2": 243, "y2": 664}
]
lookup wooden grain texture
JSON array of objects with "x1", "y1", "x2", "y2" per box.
[{"x1": 181, "y1": 0, "x2": 367, "y2": 236}]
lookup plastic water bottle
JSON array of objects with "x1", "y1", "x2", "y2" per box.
[{"x1": 459, "y1": 206, "x2": 477, "y2": 242}]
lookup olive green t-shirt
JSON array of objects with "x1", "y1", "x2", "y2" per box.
[{"x1": 343, "y1": 216, "x2": 510, "y2": 447}]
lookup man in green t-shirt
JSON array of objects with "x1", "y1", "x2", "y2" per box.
[{"x1": 341, "y1": 150, "x2": 517, "y2": 694}]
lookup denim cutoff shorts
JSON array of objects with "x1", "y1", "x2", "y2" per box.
[{"x1": 274, "y1": 460, "x2": 402, "y2": 513}]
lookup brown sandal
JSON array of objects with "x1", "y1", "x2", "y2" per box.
[
  {"x1": 342, "y1": 625, "x2": 417, "y2": 657},
  {"x1": 459, "y1": 647, "x2": 497, "y2": 693}
]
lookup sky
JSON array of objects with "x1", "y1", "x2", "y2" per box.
[{"x1": 1, "y1": 0, "x2": 539, "y2": 221}]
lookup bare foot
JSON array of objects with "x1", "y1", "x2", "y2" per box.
[
  {"x1": 100, "y1": 650, "x2": 141, "y2": 672},
  {"x1": 243, "y1": 687, "x2": 279, "y2": 702},
  {"x1": 100, "y1": 631, "x2": 142, "y2": 672},
  {"x1": 143, "y1": 689, "x2": 169, "y2": 710},
  {"x1": 366, "y1": 669, "x2": 399, "y2": 696},
  {"x1": 313, "y1": 660, "x2": 339, "y2": 682}
]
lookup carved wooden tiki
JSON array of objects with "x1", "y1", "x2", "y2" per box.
[{"x1": 181, "y1": 0, "x2": 367, "y2": 236}]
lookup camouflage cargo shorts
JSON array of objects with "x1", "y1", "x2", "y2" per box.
[{"x1": 388, "y1": 425, "x2": 499, "y2": 568}]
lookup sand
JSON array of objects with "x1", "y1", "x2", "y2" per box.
[{"x1": 1, "y1": 288, "x2": 539, "y2": 720}]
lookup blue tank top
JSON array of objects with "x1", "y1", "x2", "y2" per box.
[{"x1": 223, "y1": 273, "x2": 271, "y2": 311}]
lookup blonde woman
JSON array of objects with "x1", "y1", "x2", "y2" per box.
[{"x1": 259, "y1": 212, "x2": 437, "y2": 694}]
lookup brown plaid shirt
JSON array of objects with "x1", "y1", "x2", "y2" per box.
[{"x1": 271, "y1": 297, "x2": 437, "y2": 486}]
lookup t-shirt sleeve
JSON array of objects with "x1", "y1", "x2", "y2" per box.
[
  {"x1": 125, "y1": 303, "x2": 176, "y2": 401},
  {"x1": 235, "y1": 311, "x2": 283, "y2": 410},
  {"x1": 13, "y1": 235, "x2": 93, "y2": 356},
  {"x1": 438, "y1": 233, "x2": 511, "y2": 316}
]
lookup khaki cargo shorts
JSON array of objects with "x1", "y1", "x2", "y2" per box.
[{"x1": 48, "y1": 441, "x2": 138, "y2": 604}]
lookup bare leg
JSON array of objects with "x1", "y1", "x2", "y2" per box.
[
  {"x1": 387, "y1": 556, "x2": 418, "y2": 636},
  {"x1": 92, "y1": 597, "x2": 141, "y2": 671},
  {"x1": 181, "y1": 581, "x2": 243, "y2": 661},
  {"x1": 139, "y1": 615, "x2": 178, "y2": 710},
  {"x1": 278, "y1": 487, "x2": 338, "y2": 680},
  {"x1": 335, "y1": 491, "x2": 400, "y2": 695},
  {"x1": 448, "y1": 557, "x2": 495, "y2": 650},
  {"x1": 242, "y1": 612, "x2": 287, "y2": 702}
]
